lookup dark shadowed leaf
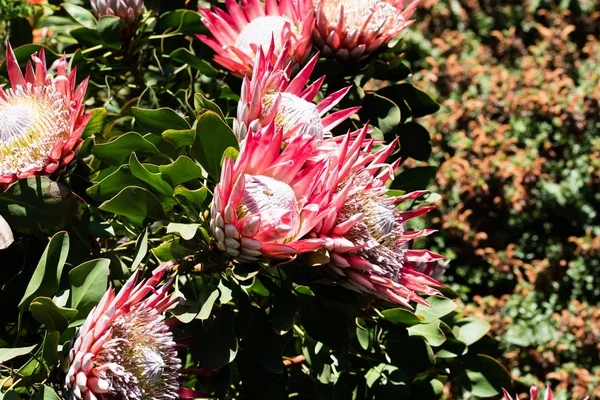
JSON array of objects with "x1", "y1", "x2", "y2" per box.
[
  {"x1": 97, "y1": 16, "x2": 121, "y2": 49},
  {"x1": 132, "y1": 107, "x2": 190, "y2": 135}
]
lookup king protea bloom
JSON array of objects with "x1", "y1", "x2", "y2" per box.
[
  {"x1": 233, "y1": 42, "x2": 360, "y2": 141},
  {"x1": 197, "y1": 0, "x2": 315, "y2": 76},
  {"x1": 0, "y1": 44, "x2": 90, "y2": 190},
  {"x1": 503, "y1": 385, "x2": 588, "y2": 400},
  {"x1": 309, "y1": 125, "x2": 444, "y2": 306},
  {"x1": 210, "y1": 123, "x2": 331, "y2": 261},
  {"x1": 313, "y1": 0, "x2": 419, "y2": 62},
  {"x1": 64, "y1": 266, "x2": 182, "y2": 400},
  {"x1": 91, "y1": 0, "x2": 144, "y2": 25}
]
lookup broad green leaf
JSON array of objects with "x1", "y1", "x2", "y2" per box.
[
  {"x1": 159, "y1": 156, "x2": 204, "y2": 185},
  {"x1": 132, "y1": 107, "x2": 190, "y2": 135},
  {"x1": 69, "y1": 259, "x2": 110, "y2": 320},
  {"x1": 407, "y1": 320, "x2": 446, "y2": 347},
  {"x1": 174, "y1": 186, "x2": 207, "y2": 205},
  {"x1": 169, "y1": 49, "x2": 217, "y2": 76},
  {"x1": 167, "y1": 223, "x2": 201, "y2": 240},
  {"x1": 97, "y1": 16, "x2": 122, "y2": 49},
  {"x1": 87, "y1": 166, "x2": 141, "y2": 201},
  {"x1": 391, "y1": 166, "x2": 438, "y2": 192},
  {"x1": 81, "y1": 107, "x2": 107, "y2": 139},
  {"x1": 162, "y1": 129, "x2": 195, "y2": 148},
  {"x1": 0, "y1": 177, "x2": 82, "y2": 234},
  {"x1": 360, "y1": 93, "x2": 401, "y2": 134},
  {"x1": 33, "y1": 385, "x2": 60, "y2": 400},
  {"x1": 381, "y1": 308, "x2": 423, "y2": 326},
  {"x1": 129, "y1": 153, "x2": 174, "y2": 196},
  {"x1": 131, "y1": 228, "x2": 148, "y2": 269},
  {"x1": 0, "y1": 214, "x2": 14, "y2": 250},
  {"x1": 41, "y1": 332, "x2": 60, "y2": 370},
  {"x1": 158, "y1": 9, "x2": 204, "y2": 35},
  {"x1": 69, "y1": 26, "x2": 103, "y2": 47},
  {"x1": 456, "y1": 317, "x2": 491, "y2": 346},
  {"x1": 194, "y1": 93, "x2": 223, "y2": 116},
  {"x1": 466, "y1": 355, "x2": 511, "y2": 397},
  {"x1": 192, "y1": 306, "x2": 238, "y2": 370},
  {"x1": 30, "y1": 297, "x2": 77, "y2": 332},
  {"x1": 397, "y1": 122, "x2": 432, "y2": 162},
  {"x1": 395, "y1": 83, "x2": 440, "y2": 118},
  {"x1": 414, "y1": 296, "x2": 457, "y2": 323},
  {"x1": 197, "y1": 289, "x2": 220, "y2": 321},
  {"x1": 99, "y1": 186, "x2": 165, "y2": 226},
  {"x1": 93, "y1": 132, "x2": 159, "y2": 165},
  {"x1": 191, "y1": 111, "x2": 239, "y2": 180},
  {"x1": 19, "y1": 232, "x2": 69, "y2": 312},
  {"x1": 0, "y1": 345, "x2": 37, "y2": 363},
  {"x1": 152, "y1": 241, "x2": 196, "y2": 261},
  {"x1": 62, "y1": 3, "x2": 97, "y2": 29}
]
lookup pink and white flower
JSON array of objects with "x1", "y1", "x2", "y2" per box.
[
  {"x1": 210, "y1": 123, "x2": 332, "y2": 261},
  {"x1": 503, "y1": 385, "x2": 588, "y2": 400},
  {"x1": 64, "y1": 266, "x2": 182, "y2": 400},
  {"x1": 0, "y1": 44, "x2": 91, "y2": 190},
  {"x1": 197, "y1": 0, "x2": 315, "y2": 76},
  {"x1": 309, "y1": 125, "x2": 444, "y2": 306},
  {"x1": 313, "y1": 0, "x2": 419, "y2": 62},
  {"x1": 234, "y1": 42, "x2": 360, "y2": 141}
]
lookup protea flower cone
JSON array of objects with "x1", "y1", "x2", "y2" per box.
[
  {"x1": 197, "y1": 0, "x2": 315, "y2": 76},
  {"x1": 309, "y1": 125, "x2": 444, "y2": 307},
  {"x1": 0, "y1": 44, "x2": 91, "y2": 190},
  {"x1": 210, "y1": 123, "x2": 333, "y2": 261},
  {"x1": 64, "y1": 266, "x2": 182, "y2": 400},
  {"x1": 91, "y1": 0, "x2": 144, "y2": 25},
  {"x1": 503, "y1": 385, "x2": 588, "y2": 400},
  {"x1": 313, "y1": 0, "x2": 419, "y2": 62},
  {"x1": 233, "y1": 41, "x2": 360, "y2": 141}
]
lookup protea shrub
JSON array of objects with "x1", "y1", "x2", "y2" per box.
[
  {"x1": 313, "y1": 0, "x2": 419, "y2": 62},
  {"x1": 210, "y1": 123, "x2": 331, "y2": 261},
  {"x1": 197, "y1": 0, "x2": 315, "y2": 76},
  {"x1": 308, "y1": 125, "x2": 445, "y2": 306},
  {"x1": 233, "y1": 42, "x2": 360, "y2": 141},
  {"x1": 90, "y1": 0, "x2": 144, "y2": 25},
  {"x1": 0, "y1": 44, "x2": 90, "y2": 190},
  {"x1": 64, "y1": 266, "x2": 182, "y2": 400}
]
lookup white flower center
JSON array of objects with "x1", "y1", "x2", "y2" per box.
[
  {"x1": 263, "y1": 92, "x2": 325, "y2": 139},
  {"x1": 365, "y1": 201, "x2": 396, "y2": 240},
  {"x1": 234, "y1": 15, "x2": 290, "y2": 56},
  {"x1": 0, "y1": 83, "x2": 70, "y2": 176},
  {"x1": 239, "y1": 175, "x2": 300, "y2": 242},
  {"x1": 320, "y1": 0, "x2": 401, "y2": 32}
]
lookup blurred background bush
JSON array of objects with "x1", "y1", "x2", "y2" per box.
[{"x1": 404, "y1": 0, "x2": 600, "y2": 397}]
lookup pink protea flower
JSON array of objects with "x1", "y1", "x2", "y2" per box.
[
  {"x1": 0, "y1": 44, "x2": 90, "y2": 190},
  {"x1": 313, "y1": 0, "x2": 419, "y2": 62},
  {"x1": 210, "y1": 123, "x2": 332, "y2": 261},
  {"x1": 233, "y1": 42, "x2": 360, "y2": 141},
  {"x1": 64, "y1": 266, "x2": 182, "y2": 400},
  {"x1": 309, "y1": 125, "x2": 444, "y2": 306},
  {"x1": 197, "y1": 0, "x2": 315, "y2": 76},
  {"x1": 503, "y1": 385, "x2": 588, "y2": 400},
  {"x1": 90, "y1": 0, "x2": 144, "y2": 25}
]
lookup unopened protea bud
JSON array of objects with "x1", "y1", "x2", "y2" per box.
[
  {"x1": 0, "y1": 44, "x2": 90, "y2": 190},
  {"x1": 313, "y1": 0, "x2": 419, "y2": 62},
  {"x1": 64, "y1": 266, "x2": 182, "y2": 400},
  {"x1": 91, "y1": 0, "x2": 144, "y2": 25}
]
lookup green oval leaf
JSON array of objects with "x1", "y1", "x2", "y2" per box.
[
  {"x1": 69, "y1": 259, "x2": 110, "y2": 321},
  {"x1": 133, "y1": 107, "x2": 190, "y2": 135},
  {"x1": 191, "y1": 111, "x2": 239, "y2": 180},
  {"x1": 99, "y1": 186, "x2": 166, "y2": 226}
]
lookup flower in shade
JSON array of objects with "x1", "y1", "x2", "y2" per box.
[
  {"x1": 309, "y1": 125, "x2": 444, "y2": 306},
  {"x1": 64, "y1": 266, "x2": 182, "y2": 400},
  {"x1": 313, "y1": 0, "x2": 419, "y2": 62},
  {"x1": 210, "y1": 123, "x2": 331, "y2": 261},
  {"x1": 0, "y1": 44, "x2": 90, "y2": 190},
  {"x1": 503, "y1": 385, "x2": 588, "y2": 400},
  {"x1": 233, "y1": 42, "x2": 360, "y2": 141},
  {"x1": 197, "y1": 0, "x2": 315, "y2": 76},
  {"x1": 90, "y1": 0, "x2": 144, "y2": 25}
]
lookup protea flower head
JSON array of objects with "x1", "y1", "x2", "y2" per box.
[
  {"x1": 197, "y1": 0, "x2": 315, "y2": 77},
  {"x1": 210, "y1": 123, "x2": 332, "y2": 261},
  {"x1": 0, "y1": 44, "x2": 90, "y2": 190},
  {"x1": 233, "y1": 41, "x2": 360, "y2": 141},
  {"x1": 313, "y1": 0, "x2": 419, "y2": 62},
  {"x1": 309, "y1": 125, "x2": 444, "y2": 306},
  {"x1": 64, "y1": 266, "x2": 182, "y2": 400},
  {"x1": 90, "y1": 0, "x2": 144, "y2": 25},
  {"x1": 503, "y1": 385, "x2": 588, "y2": 400}
]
